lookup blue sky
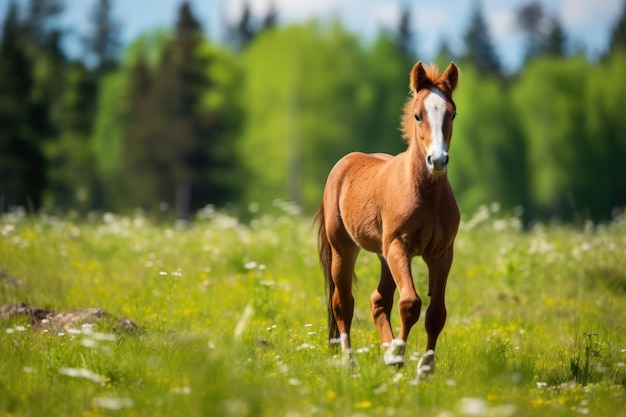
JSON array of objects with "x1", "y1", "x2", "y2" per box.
[{"x1": 2, "y1": 0, "x2": 623, "y2": 72}]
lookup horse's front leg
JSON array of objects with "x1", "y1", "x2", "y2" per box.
[
  {"x1": 418, "y1": 248, "x2": 453, "y2": 380},
  {"x1": 383, "y1": 239, "x2": 422, "y2": 366}
]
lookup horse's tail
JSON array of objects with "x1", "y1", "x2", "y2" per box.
[{"x1": 313, "y1": 201, "x2": 340, "y2": 344}]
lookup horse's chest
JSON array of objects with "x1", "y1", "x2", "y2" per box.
[
  {"x1": 400, "y1": 223, "x2": 433, "y2": 256},
  {"x1": 400, "y1": 212, "x2": 456, "y2": 258}
]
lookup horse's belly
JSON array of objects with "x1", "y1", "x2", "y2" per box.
[
  {"x1": 333, "y1": 152, "x2": 389, "y2": 253},
  {"x1": 344, "y1": 217, "x2": 382, "y2": 253}
]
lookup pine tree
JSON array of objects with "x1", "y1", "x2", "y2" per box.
[
  {"x1": 462, "y1": 2, "x2": 501, "y2": 77},
  {"x1": 46, "y1": 61, "x2": 100, "y2": 210},
  {"x1": 517, "y1": 2, "x2": 567, "y2": 61},
  {"x1": 0, "y1": 2, "x2": 45, "y2": 210},
  {"x1": 397, "y1": 6, "x2": 414, "y2": 57},
  {"x1": 234, "y1": 2, "x2": 255, "y2": 50},
  {"x1": 119, "y1": 2, "x2": 240, "y2": 218},
  {"x1": 609, "y1": 0, "x2": 626, "y2": 53},
  {"x1": 166, "y1": 2, "x2": 238, "y2": 216},
  {"x1": 545, "y1": 17, "x2": 566, "y2": 57},
  {"x1": 47, "y1": 0, "x2": 119, "y2": 211},
  {"x1": 82, "y1": 0, "x2": 121, "y2": 73},
  {"x1": 261, "y1": 1, "x2": 277, "y2": 31},
  {"x1": 118, "y1": 57, "x2": 160, "y2": 211},
  {"x1": 23, "y1": 0, "x2": 64, "y2": 48},
  {"x1": 23, "y1": 0, "x2": 67, "y2": 142}
]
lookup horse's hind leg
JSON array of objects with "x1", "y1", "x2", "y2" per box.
[
  {"x1": 419, "y1": 249, "x2": 453, "y2": 380},
  {"x1": 330, "y1": 245, "x2": 359, "y2": 368},
  {"x1": 370, "y1": 256, "x2": 401, "y2": 364}
]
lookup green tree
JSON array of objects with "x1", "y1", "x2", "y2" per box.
[
  {"x1": 82, "y1": 0, "x2": 121, "y2": 73},
  {"x1": 517, "y1": 2, "x2": 567, "y2": 61},
  {"x1": 45, "y1": 0, "x2": 121, "y2": 212},
  {"x1": 23, "y1": 0, "x2": 66, "y2": 141},
  {"x1": 609, "y1": 0, "x2": 626, "y2": 53},
  {"x1": 7, "y1": 0, "x2": 70, "y2": 212},
  {"x1": 240, "y1": 22, "x2": 369, "y2": 211},
  {"x1": 262, "y1": 1, "x2": 278, "y2": 32},
  {"x1": 396, "y1": 6, "x2": 414, "y2": 56},
  {"x1": 360, "y1": 32, "x2": 414, "y2": 157},
  {"x1": 511, "y1": 57, "x2": 594, "y2": 219},
  {"x1": 448, "y1": 63, "x2": 528, "y2": 215},
  {"x1": 545, "y1": 18, "x2": 567, "y2": 57},
  {"x1": 0, "y1": 2, "x2": 45, "y2": 210},
  {"x1": 140, "y1": 2, "x2": 241, "y2": 218},
  {"x1": 91, "y1": 13, "x2": 242, "y2": 216},
  {"x1": 357, "y1": 3, "x2": 417, "y2": 159},
  {"x1": 22, "y1": 0, "x2": 64, "y2": 48},
  {"x1": 462, "y1": 2, "x2": 501, "y2": 77},
  {"x1": 44, "y1": 63, "x2": 99, "y2": 211},
  {"x1": 586, "y1": 52, "x2": 626, "y2": 218},
  {"x1": 91, "y1": 29, "x2": 171, "y2": 198},
  {"x1": 234, "y1": 2, "x2": 255, "y2": 50}
]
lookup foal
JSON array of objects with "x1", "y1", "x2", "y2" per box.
[{"x1": 315, "y1": 61, "x2": 460, "y2": 379}]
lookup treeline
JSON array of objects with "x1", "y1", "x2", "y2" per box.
[{"x1": 1, "y1": 0, "x2": 626, "y2": 222}]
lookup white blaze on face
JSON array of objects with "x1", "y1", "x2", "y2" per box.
[{"x1": 423, "y1": 88, "x2": 449, "y2": 167}]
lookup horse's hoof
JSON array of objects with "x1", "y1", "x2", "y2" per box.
[
  {"x1": 417, "y1": 349, "x2": 435, "y2": 380},
  {"x1": 342, "y1": 349, "x2": 357, "y2": 369},
  {"x1": 384, "y1": 339, "x2": 406, "y2": 366}
]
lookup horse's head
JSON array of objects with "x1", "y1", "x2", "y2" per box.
[{"x1": 406, "y1": 61, "x2": 459, "y2": 176}]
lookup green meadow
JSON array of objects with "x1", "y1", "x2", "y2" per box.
[{"x1": 1, "y1": 205, "x2": 625, "y2": 417}]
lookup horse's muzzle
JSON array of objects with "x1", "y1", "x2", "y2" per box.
[{"x1": 426, "y1": 152, "x2": 449, "y2": 175}]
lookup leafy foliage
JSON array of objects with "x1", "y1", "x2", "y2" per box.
[
  {"x1": 461, "y1": 3, "x2": 501, "y2": 77},
  {"x1": 449, "y1": 65, "x2": 527, "y2": 214},
  {"x1": 1, "y1": 1, "x2": 626, "y2": 221},
  {"x1": 239, "y1": 22, "x2": 369, "y2": 210}
]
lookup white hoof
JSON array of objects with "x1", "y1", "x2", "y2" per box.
[
  {"x1": 384, "y1": 339, "x2": 406, "y2": 366},
  {"x1": 417, "y1": 349, "x2": 435, "y2": 380},
  {"x1": 342, "y1": 349, "x2": 356, "y2": 369}
]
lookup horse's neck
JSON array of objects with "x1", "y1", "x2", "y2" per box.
[{"x1": 404, "y1": 141, "x2": 448, "y2": 193}]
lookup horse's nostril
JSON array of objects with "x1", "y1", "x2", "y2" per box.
[
  {"x1": 443, "y1": 155, "x2": 449, "y2": 166},
  {"x1": 427, "y1": 155, "x2": 433, "y2": 166}
]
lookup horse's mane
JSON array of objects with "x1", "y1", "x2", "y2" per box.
[{"x1": 400, "y1": 63, "x2": 450, "y2": 143}]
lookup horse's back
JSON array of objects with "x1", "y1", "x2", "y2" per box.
[
  {"x1": 326, "y1": 151, "x2": 395, "y2": 191},
  {"x1": 324, "y1": 152, "x2": 392, "y2": 194}
]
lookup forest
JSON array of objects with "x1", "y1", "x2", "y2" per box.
[{"x1": 1, "y1": 0, "x2": 626, "y2": 222}]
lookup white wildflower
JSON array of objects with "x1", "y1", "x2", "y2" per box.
[
  {"x1": 59, "y1": 367, "x2": 105, "y2": 383},
  {"x1": 92, "y1": 397, "x2": 134, "y2": 410},
  {"x1": 460, "y1": 397, "x2": 488, "y2": 416}
]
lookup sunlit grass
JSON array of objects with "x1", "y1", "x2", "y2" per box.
[{"x1": 1, "y1": 204, "x2": 625, "y2": 416}]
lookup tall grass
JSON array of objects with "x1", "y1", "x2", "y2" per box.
[{"x1": 1, "y1": 204, "x2": 625, "y2": 416}]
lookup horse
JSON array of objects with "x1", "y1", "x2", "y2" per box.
[{"x1": 314, "y1": 61, "x2": 460, "y2": 379}]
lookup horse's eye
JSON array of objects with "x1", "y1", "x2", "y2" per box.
[
  {"x1": 451, "y1": 111, "x2": 457, "y2": 121},
  {"x1": 414, "y1": 113, "x2": 422, "y2": 123}
]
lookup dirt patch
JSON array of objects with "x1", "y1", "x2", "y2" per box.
[{"x1": 1, "y1": 302, "x2": 139, "y2": 333}]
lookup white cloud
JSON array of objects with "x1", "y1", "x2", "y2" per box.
[
  {"x1": 372, "y1": 3, "x2": 402, "y2": 31},
  {"x1": 560, "y1": 0, "x2": 622, "y2": 30},
  {"x1": 558, "y1": 0, "x2": 622, "y2": 56}
]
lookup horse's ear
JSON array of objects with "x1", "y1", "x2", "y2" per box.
[
  {"x1": 441, "y1": 62, "x2": 459, "y2": 92},
  {"x1": 410, "y1": 61, "x2": 427, "y2": 93}
]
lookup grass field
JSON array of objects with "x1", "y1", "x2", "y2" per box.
[{"x1": 1, "y1": 204, "x2": 625, "y2": 416}]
